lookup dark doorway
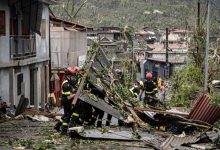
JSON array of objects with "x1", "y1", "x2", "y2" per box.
[{"x1": 30, "y1": 67, "x2": 37, "y2": 106}]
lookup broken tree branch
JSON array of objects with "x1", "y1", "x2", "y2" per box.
[
  {"x1": 113, "y1": 91, "x2": 150, "y2": 130},
  {"x1": 72, "y1": 0, "x2": 88, "y2": 19},
  {"x1": 72, "y1": 50, "x2": 97, "y2": 105},
  {"x1": 174, "y1": 121, "x2": 219, "y2": 131},
  {"x1": 133, "y1": 107, "x2": 189, "y2": 117}
]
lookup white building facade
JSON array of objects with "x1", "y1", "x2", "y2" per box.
[{"x1": 0, "y1": 0, "x2": 53, "y2": 108}]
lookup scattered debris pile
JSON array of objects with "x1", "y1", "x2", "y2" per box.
[
  {"x1": 145, "y1": 130, "x2": 219, "y2": 150},
  {"x1": 0, "y1": 47, "x2": 220, "y2": 149},
  {"x1": 68, "y1": 47, "x2": 220, "y2": 149},
  {"x1": 0, "y1": 97, "x2": 7, "y2": 119}
]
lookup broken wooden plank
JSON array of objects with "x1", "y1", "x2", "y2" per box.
[
  {"x1": 72, "y1": 51, "x2": 97, "y2": 105},
  {"x1": 190, "y1": 143, "x2": 216, "y2": 150},
  {"x1": 114, "y1": 91, "x2": 150, "y2": 130},
  {"x1": 15, "y1": 95, "x2": 29, "y2": 116},
  {"x1": 134, "y1": 107, "x2": 189, "y2": 117}
]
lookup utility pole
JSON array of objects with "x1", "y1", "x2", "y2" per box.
[
  {"x1": 204, "y1": 0, "x2": 210, "y2": 92},
  {"x1": 49, "y1": 19, "x2": 52, "y2": 93},
  {"x1": 166, "y1": 28, "x2": 169, "y2": 64},
  {"x1": 131, "y1": 42, "x2": 134, "y2": 81},
  {"x1": 165, "y1": 28, "x2": 169, "y2": 78},
  {"x1": 197, "y1": 0, "x2": 200, "y2": 27},
  {"x1": 196, "y1": 0, "x2": 200, "y2": 62}
]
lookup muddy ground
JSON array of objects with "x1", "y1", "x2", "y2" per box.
[{"x1": 0, "y1": 119, "x2": 154, "y2": 150}]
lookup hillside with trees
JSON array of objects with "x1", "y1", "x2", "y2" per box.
[{"x1": 51, "y1": 0, "x2": 201, "y2": 30}]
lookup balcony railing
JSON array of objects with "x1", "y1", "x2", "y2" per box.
[{"x1": 10, "y1": 35, "x2": 36, "y2": 59}]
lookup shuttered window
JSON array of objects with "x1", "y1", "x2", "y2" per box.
[
  {"x1": 17, "y1": 73, "x2": 23, "y2": 95},
  {"x1": 41, "y1": 19, "x2": 46, "y2": 39},
  {"x1": 0, "y1": 10, "x2": 6, "y2": 35}
]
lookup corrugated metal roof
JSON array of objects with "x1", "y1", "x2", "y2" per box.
[
  {"x1": 144, "y1": 134, "x2": 201, "y2": 150},
  {"x1": 160, "y1": 134, "x2": 201, "y2": 150},
  {"x1": 188, "y1": 95, "x2": 220, "y2": 125}
]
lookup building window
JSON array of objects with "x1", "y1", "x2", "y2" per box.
[
  {"x1": 17, "y1": 73, "x2": 23, "y2": 95},
  {"x1": 41, "y1": 19, "x2": 46, "y2": 39},
  {"x1": 0, "y1": 10, "x2": 6, "y2": 35}
]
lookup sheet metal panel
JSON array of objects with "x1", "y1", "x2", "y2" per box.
[
  {"x1": 160, "y1": 135, "x2": 200, "y2": 150},
  {"x1": 77, "y1": 128, "x2": 160, "y2": 141},
  {"x1": 187, "y1": 95, "x2": 220, "y2": 125},
  {"x1": 71, "y1": 48, "x2": 124, "y2": 120},
  {"x1": 143, "y1": 134, "x2": 200, "y2": 150},
  {"x1": 79, "y1": 93, "x2": 123, "y2": 120}
]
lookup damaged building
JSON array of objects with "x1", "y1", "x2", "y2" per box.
[{"x1": 0, "y1": 0, "x2": 55, "y2": 108}]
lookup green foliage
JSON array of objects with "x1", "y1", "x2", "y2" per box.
[
  {"x1": 123, "y1": 25, "x2": 134, "y2": 47},
  {"x1": 8, "y1": 138, "x2": 33, "y2": 149},
  {"x1": 210, "y1": 92, "x2": 220, "y2": 105},
  {"x1": 88, "y1": 93, "x2": 98, "y2": 101},
  {"x1": 189, "y1": 26, "x2": 206, "y2": 68},
  {"x1": 121, "y1": 58, "x2": 133, "y2": 88},
  {"x1": 91, "y1": 40, "x2": 100, "y2": 50},
  {"x1": 87, "y1": 40, "x2": 100, "y2": 56},
  {"x1": 50, "y1": 0, "x2": 195, "y2": 30},
  {"x1": 169, "y1": 64, "x2": 203, "y2": 107},
  {"x1": 34, "y1": 140, "x2": 55, "y2": 150}
]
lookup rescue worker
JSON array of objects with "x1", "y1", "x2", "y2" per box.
[
  {"x1": 86, "y1": 80, "x2": 106, "y2": 127},
  {"x1": 129, "y1": 82, "x2": 141, "y2": 98},
  {"x1": 157, "y1": 76, "x2": 162, "y2": 88},
  {"x1": 159, "y1": 80, "x2": 166, "y2": 101},
  {"x1": 69, "y1": 100, "x2": 92, "y2": 127},
  {"x1": 139, "y1": 72, "x2": 158, "y2": 105},
  {"x1": 54, "y1": 66, "x2": 78, "y2": 134},
  {"x1": 68, "y1": 67, "x2": 93, "y2": 128}
]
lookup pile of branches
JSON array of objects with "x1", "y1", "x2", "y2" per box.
[{"x1": 78, "y1": 43, "x2": 150, "y2": 129}]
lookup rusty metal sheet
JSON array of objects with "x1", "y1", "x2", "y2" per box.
[{"x1": 187, "y1": 95, "x2": 220, "y2": 125}]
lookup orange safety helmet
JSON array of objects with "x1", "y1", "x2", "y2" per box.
[
  {"x1": 65, "y1": 66, "x2": 76, "y2": 76},
  {"x1": 74, "y1": 67, "x2": 81, "y2": 72},
  {"x1": 146, "y1": 72, "x2": 153, "y2": 79}
]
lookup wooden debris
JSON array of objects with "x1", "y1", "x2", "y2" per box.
[{"x1": 15, "y1": 95, "x2": 29, "y2": 116}]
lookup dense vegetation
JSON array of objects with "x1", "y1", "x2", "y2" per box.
[
  {"x1": 51, "y1": 0, "x2": 220, "y2": 106},
  {"x1": 51, "y1": 0, "x2": 200, "y2": 30}
]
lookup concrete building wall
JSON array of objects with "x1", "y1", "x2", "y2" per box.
[
  {"x1": 0, "y1": 69, "x2": 10, "y2": 103},
  {"x1": 51, "y1": 30, "x2": 87, "y2": 68},
  {"x1": 150, "y1": 52, "x2": 187, "y2": 63},
  {"x1": 0, "y1": 0, "x2": 10, "y2": 62},
  {"x1": 36, "y1": 5, "x2": 50, "y2": 59},
  {"x1": 0, "y1": 62, "x2": 48, "y2": 107},
  {"x1": 0, "y1": 1, "x2": 49, "y2": 108}
]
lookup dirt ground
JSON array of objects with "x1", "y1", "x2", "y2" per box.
[{"x1": 0, "y1": 119, "x2": 154, "y2": 150}]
